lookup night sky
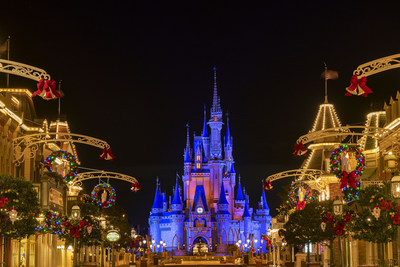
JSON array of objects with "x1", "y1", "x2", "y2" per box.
[{"x1": 1, "y1": 1, "x2": 400, "y2": 228}]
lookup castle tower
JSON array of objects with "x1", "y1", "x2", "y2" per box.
[
  {"x1": 149, "y1": 179, "x2": 163, "y2": 244},
  {"x1": 242, "y1": 199, "x2": 251, "y2": 241},
  {"x1": 170, "y1": 179, "x2": 184, "y2": 249},
  {"x1": 208, "y1": 67, "x2": 223, "y2": 160}
]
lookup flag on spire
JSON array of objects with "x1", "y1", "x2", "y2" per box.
[{"x1": 321, "y1": 69, "x2": 339, "y2": 80}]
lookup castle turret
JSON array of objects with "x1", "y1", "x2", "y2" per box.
[
  {"x1": 216, "y1": 183, "x2": 230, "y2": 244},
  {"x1": 208, "y1": 67, "x2": 223, "y2": 159},
  {"x1": 149, "y1": 179, "x2": 163, "y2": 245},
  {"x1": 242, "y1": 199, "x2": 251, "y2": 241},
  {"x1": 170, "y1": 179, "x2": 184, "y2": 249}
]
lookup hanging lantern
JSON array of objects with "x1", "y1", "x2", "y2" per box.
[
  {"x1": 333, "y1": 198, "x2": 344, "y2": 216},
  {"x1": 321, "y1": 222, "x2": 327, "y2": 232},
  {"x1": 9, "y1": 208, "x2": 17, "y2": 224},
  {"x1": 87, "y1": 225, "x2": 93, "y2": 235},
  {"x1": 372, "y1": 206, "x2": 381, "y2": 220},
  {"x1": 391, "y1": 176, "x2": 400, "y2": 199}
]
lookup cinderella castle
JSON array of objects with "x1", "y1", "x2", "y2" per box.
[{"x1": 148, "y1": 69, "x2": 272, "y2": 254}]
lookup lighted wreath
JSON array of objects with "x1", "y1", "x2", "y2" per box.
[
  {"x1": 35, "y1": 211, "x2": 65, "y2": 235},
  {"x1": 288, "y1": 182, "x2": 318, "y2": 206},
  {"x1": 330, "y1": 145, "x2": 365, "y2": 179},
  {"x1": 44, "y1": 150, "x2": 78, "y2": 183},
  {"x1": 91, "y1": 183, "x2": 116, "y2": 209}
]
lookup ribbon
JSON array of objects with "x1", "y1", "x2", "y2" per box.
[
  {"x1": 345, "y1": 75, "x2": 373, "y2": 97},
  {"x1": 340, "y1": 171, "x2": 358, "y2": 189},
  {"x1": 296, "y1": 200, "x2": 305, "y2": 210},
  {"x1": 99, "y1": 147, "x2": 116, "y2": 160},
  {"x1": 70, "y1": 226, "x2": 80, "y2": 238},
  {"x1": 293, "y1": 142, "x2": 307, "y2": 157},
  {"x1": 334, "y1": 222, "x2": 345, "y2": 236},
  {"x1": 131, "y1": 182, "x2": 141, "y2": 192},
  {"x1": 32, "y1": 79, "x2": 62, "y2": 100},
  {"x1": 263, "y1": 180, "x2": 273, "y2": 191}
]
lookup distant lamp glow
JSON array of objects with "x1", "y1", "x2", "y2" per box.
[{"x1": 9, "y1": 208, "x2": 17, "y2": 224}]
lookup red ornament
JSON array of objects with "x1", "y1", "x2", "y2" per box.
[
  {"x1": 345, "y1": 75, "x2": 373, "y2": 97},
  {"x1": 293, "y1": 142, "x2": 307, "y2": 157},
  {"x1": 296, "y1": 200, "x2": 305, "y2": 211},
  {"x1": 263, "y1": 180, "x2": 273, "y2": 191},
  {"x1": 131, "y1": 182, "x2": 141, "y2": 192},
  {"x1": 99, "y1": 147, "x2": 115, "y2": 160},
  {"x1": 32, "y1": 79, "x2": 62, "y2": 100},
  {"x1": 340, "y1": 171, "x2": 358, "y2": 189}
]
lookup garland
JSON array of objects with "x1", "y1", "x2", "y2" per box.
[
  {"x1": 260, "y1": 234, "x2": 272, "y2": 247},
  {"x1": 44, "y1": 150, "x2": 78, "y2": 183},
  {"x1": 288, "y1": 182, "x2": 318, "y2": 207},
  {"x1": 321, "y1": 211, "x2": 353, "y2": 236},
  {"x1": 61, "y1": 217, "x2": 91, "y2": 238},
  {"x1": 91, "y1": 183, "x2": 116, "y2": 209}
]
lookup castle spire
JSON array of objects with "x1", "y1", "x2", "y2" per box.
[
  {"x1": 236, "y1": 175, "x2": 245, "y2": 201},
  {"x1": 184, "y1": 124, "x2": 191, "y2": 163},
  {"x1": 261, "y1": 189, "x2": 269, "y2": 210},
  {"x1": 212, "y1": 67, "x2": 221, "y2": 113},
  {"x1": 202, "y1": 106, "x2": 208, "y2": 138},
  {"x1": 218, "y1": 183, "x2": 229, "y2": 205},
  {"x1": 225, "y1": 114, "x2": 231, "y2": 146},
  {"x1": 171, "y1": 178, "x2": 182, "y2": 205},
  {"x1": 152, "y1": 178, "x2": 163, "y2": 209},
  {"x1": 243, "y1": 199, "x2": 251, "y2": 218}
]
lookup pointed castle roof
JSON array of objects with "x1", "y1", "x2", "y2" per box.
[
  {"x1": 310, "y1": 102, "x2": 342, "y2": 132},
  {"x1": 261, "y1": 190, "x2": 269, "y2": 210},
  {"x1": 211, "y1": 67, "x2": 222, "y2": 115},
  {"x1": 202, "y1": 107, "x2": 208, "y2": 138},
  {"x1": 236, "y1": 176, "x2": 245, "y2": 201},
  {"x1": 172, "y1": 179, "x2": 182, "y2": 205},
  {"x1": 184, "y1": 124, "x2": 191, "y2": 163},
  {"x1": 192, "y1": 185, "x2": 208, "y2": 211},
  {"x1": 152, "y1": 179, "x2": 163, "y2": 209},
  {"x1": 218, "y1": 183, "x2": 229, "y2": 205},
  {"x1": 243, "y1": 199, "x2": 251, "y2": 218},
  {"x1": 225, "y1": 116, "x2": 232, "y2": 146}
]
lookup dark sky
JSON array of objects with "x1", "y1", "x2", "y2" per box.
[{"x1": 1, "y1": 1, "x2": 400, "y2": 227}]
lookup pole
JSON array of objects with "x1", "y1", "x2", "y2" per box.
[
  {"x1": 101, "y1": 240, "x2": 105, "y2": 267},
  {"x1": 112, "y1": 242, "x2": 115, "y2": 267},
  {"x1": 6, "y1": 36, "x2": 10, "y2": 88},
  {"x1": 58, "y1": 80, "x2": 62, "y2": 119},
  {"x1": 338, "y1": 236, "x2": 342, "y2": 267},
  {"x1": 324, "y1": 62, "x2": 328, "y2": 103},
  {"x1": 73, "y1": 237, "x2": 77, "y2": 267}
]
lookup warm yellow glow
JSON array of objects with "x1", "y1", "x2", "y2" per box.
[
  {"x1": 307, "y1": 143, "x2": 340, "y2": 150},
  {"x1": 0, "y1": 88, "x2": 33, "y2": 97},
  {"x1": 386, "y1": 118, "x2": 400, "y2": 130},
  {"x1": 196, "y1": 163, "x2": 200, "y2": 169},
  {"x1": 11, "y1": 96, "x2": 19, "y2": 105}
]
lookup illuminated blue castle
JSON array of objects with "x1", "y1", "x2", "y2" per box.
[{"x1": 148, "y1": 69, "x2": 271, "y2": 254}]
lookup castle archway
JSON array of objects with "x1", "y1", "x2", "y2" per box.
[{"x1": 192, "y1": 236, "x2": 208, "y2": 255}]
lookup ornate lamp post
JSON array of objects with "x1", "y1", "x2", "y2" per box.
[{"x1": 71, "y1": 205, "x2": 81, "y2": 267}]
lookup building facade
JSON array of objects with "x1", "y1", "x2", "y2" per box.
[{"x1": 148, "y1": 70, "x2": 271, "y2": 254}]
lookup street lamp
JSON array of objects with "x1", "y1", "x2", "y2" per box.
[
  {"x1": 332, "y1": 199, "x2": 344, "y2": 267},
  {"x1": 71, "y1": 205, "x2": 80, "y2": 267}
]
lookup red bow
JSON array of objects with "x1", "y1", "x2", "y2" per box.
[
  {"x1": 340, "y1": 171, "x2": 358, "y2": 189},
  {"x1": 323, "y1": 212, "x2": 334, "y2": 224},
  {"x1": 99, "y1": 147, "x2": 115, "y2": 160},
  {"x1": 296, "y1": 200, "x2": 305, "y2": 210},
  {"x1": 0, "y1": 196, "x2": 8, "y2": 208},
  {"x1": 345, "y1": 75, "x2": 373, "y2": 97},
  {"x1": 32, "y1": 79, "x2": 62, "y2": 100},
  {"x1": 293, "y1": 142, "x2": 307, "y2": 157},
  {"x1": 263, "y1": 180, "x2": 273, "y2": 191},
  {"x1": 334, "y1": 222, "x2": 345, "y2": 236},
  {"x1": 131, "y1": 182, "x2": 141, "y2": 192},
  {"x1": 70, "y1": 226, "x2": 80, "y2": 238}
]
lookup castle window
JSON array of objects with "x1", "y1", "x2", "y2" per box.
[
  {"x1": 196, "y1": 163, "x2": 200, "y2": 169},
  {"x1": 196, "y1": 155, "x2": 200, "y2": 161}
]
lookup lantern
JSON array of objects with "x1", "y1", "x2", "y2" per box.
[
  {"x1": 385, "y1": 153, "x2": 398, "y2": 173},
  {"x1": 372, "y1": 207, "x2": 381, "y2": 220},
  {"x1": 71, "y1": 205, "x2": 80, "y2": 220},
  {"x1": 333, "y1": 198, "x2": 343, "y2": 216},
  {"x1": 321, "y1": 222, "x2": 327, "y2": 232},
  {"x1": 9, "y1": 208, "x2": 17, "y2": 224},
  {"x1": 392, "y1": 176, "x2": 400, "y2": 199}
]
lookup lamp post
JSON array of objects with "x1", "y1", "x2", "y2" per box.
[
  {"x1": 391, "y1": 175, "x2": 400, "y2": 267},
  {"x1": 71, "y1": 205, "x2": 81, "y2": 267},
  {"x1": 333, "y1": 199, "x2": 343, "y2": 267},
  {"x1": 99, "y1": 215, "x2": 107, "y2": 267}
]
